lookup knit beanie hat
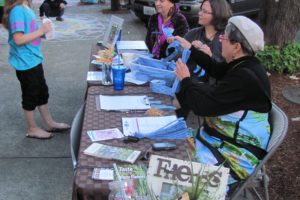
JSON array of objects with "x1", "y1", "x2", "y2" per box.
[{"x1": 228, "y1": 16, "x2": 264, "y2": 52}]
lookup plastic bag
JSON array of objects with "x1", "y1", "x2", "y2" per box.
[
  {"x1": 42, "y1": 18, "x2": 55, "y2": 40},
  {"x1": 108, "y1": 179, "x2": 150, "y2": 200}
]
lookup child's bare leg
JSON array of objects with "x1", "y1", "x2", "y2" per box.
[
  {"x1": 24, "y1": 109, "x2": 52, "y2": 138},
  {"x1": 38, "y1": 104, "x2": 70, "y2": 131}
]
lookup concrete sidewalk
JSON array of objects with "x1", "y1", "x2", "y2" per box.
[{"x1": 0, "y1": 3, "x2": 146, "y2": 200}]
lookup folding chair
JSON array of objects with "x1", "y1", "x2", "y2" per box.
[
  {"x1": 230, "y1": 103, "x2": 288, "y2": 200},
  {"x1": 70, "y1": 104, "x2": 85, "y2": 169}
]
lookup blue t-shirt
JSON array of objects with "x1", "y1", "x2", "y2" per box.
[{"x1": 8, "y1": 5, "x2": 43, "y2": 71}]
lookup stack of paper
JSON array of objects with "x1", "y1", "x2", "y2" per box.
[
  {"x1": 116, "y1": 41, "x2": 149, "y2": 54},
  {"x1": 99, "y1": 95, "x2": 151, "y2": 111},
  {"x1": 87, "y1": 128, "x2": 124, "y2": 142},
  {"x1": 87, "y1": 71, "x2": 102, "y2": 81},
  {"x1": 84, "y1": 143, "x2": 141, "y2": 164},
  {"x1": 122, "y1": 116, "x2": 189, "y2": 139}
]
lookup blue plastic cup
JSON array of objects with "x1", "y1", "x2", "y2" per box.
[{"x1": 112, "y1": 66, "x2": 126, "y2": 91}]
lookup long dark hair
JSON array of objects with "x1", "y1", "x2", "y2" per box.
[
  {"x1": 200, "y1": 0, "x2": 232, "y2": 31},
  {"x1": 2, "y1": 0, "x2": 31, "y2": 29},
  {"x1": 167, "y1": 3, "x2": 178, "y2": 17}
]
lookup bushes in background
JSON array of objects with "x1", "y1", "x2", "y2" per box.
[{"x1": 257, "y1": 42, "x2": 300, "y2": 74}]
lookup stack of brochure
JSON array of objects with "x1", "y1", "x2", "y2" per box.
[
  {"x1": 122, "y1": 116, "x2": 189, "y2": 140},
  {"x1": 84, "y1": 143, "x2": 141, "y2": 164},
  {"x1": 116, "y1": 41, "x2": 149, "y2": 54},
  {"x1": 87, "y1": 128, "x2": 124, "y2": 142}
]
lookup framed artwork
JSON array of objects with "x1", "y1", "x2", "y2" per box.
[
  {"x1": 147, "y1": 155, "x2": 230, "y2": 200},
  {"x1": 102, "y1": 15, "x2": 124, "y2": 49}
]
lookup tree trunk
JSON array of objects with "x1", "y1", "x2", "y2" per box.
[{"x1": 259, "y1": 0, "x2": 300, "y2": 47}]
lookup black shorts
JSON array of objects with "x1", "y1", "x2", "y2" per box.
[
  {"x1": 0, "y1": 6, "x2": 3, "y2": 23},
  {"x1": 16, "y1": 64, "x2": 49, "y2": 111}
]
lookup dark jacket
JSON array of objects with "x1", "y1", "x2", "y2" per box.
[
  {"x1": 184, "y1": 27, "x2": 224, "y2": 83},
  {"x1": 176, "y1": 46, "x2": 272, "y2": 117},
  {"x1": 145, "y1": 11, "x2": 189, "y2": 59},
  {"x1": 39, "y1": 0, "x2": 67, "y2": 17},
  {"x1": 184, "y1": 27, "x2": 224, "y2": 71}
]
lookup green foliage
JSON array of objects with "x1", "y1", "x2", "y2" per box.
[{"x1": 257, "y1": 42, "x2": 300, "y2": 74}]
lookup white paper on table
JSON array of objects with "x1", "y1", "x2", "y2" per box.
[
  {"x1": 99, "y1": 95, "x2": 151, "y2": 111},
  {"x1": 125, "y1": 72, "x2": 147, "y2": 85},
  {"x1": 122, "y1": 115, "x2": 177, "y2": 136},
  {"x1": 116, "y1": 41, "x2": 148, "y2": 51},
  {"x1": 87, "y1": 71, "x2": 102, "y2": 81},
  {"x1": 91, "y1": 59, "x2": 103, "y2": 65},
  {"x1": 92, "y1": 168, "x2": 114, "y2": 180}
]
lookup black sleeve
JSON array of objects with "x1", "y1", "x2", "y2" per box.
[
  {"x1": 172, "y1": 14, "x2": 189, "y2": 37},
  {"x1": 190, "y1": 46, "x2": 228, "y2": 79},
  {"x1": 39, "y1": 3, "x2": 44, "y2": 16},
  {"x1": 176, "y1": 71, "x2": 248, "y2": 117}
]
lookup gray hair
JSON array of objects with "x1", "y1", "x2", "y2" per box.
[{"x1": 225, "y1": 23, "x2": 254, "y2": 56}]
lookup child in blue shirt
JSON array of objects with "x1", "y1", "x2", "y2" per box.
[{"x1": 2, "y1": 0, "x2": 70, "y2": 139}]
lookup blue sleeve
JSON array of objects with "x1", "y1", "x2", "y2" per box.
[{"x1": 9, "y1": 6, "x2": 25, "y2": 34}]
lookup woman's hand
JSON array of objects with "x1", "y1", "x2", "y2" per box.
[
  {"x1": 176, "y1": 58, "x2": 190, "y2": 81},
  {"x1": 198, "y1": 44, "x2": 212, "y2": 57},
  {"x1": 174, "y1": 36, "x2": 191, "y2": 49},
  {"x1": 167, "y1": 37, "x2": 175, "y2": 44},
  {"x1": 192, "y1": 40, "x2": 203, "y2": 50},
  {"x1": 192, "y1": 41, "x2": 213, "y2": 57}
]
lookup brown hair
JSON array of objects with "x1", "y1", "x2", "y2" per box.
[
  {"x1": 167, "y1": 4, "x2": 177, "y2": 17},
  {"x1": 2, "y1": 0, "x2": 30, "y2": 29},
  {"x1": 200, "y1": 0, "x2": 232, "y2": 32}
]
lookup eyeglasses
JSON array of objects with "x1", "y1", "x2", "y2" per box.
[
  {"x1": 199, "y1": 8, "x2": 213, "y2": 15},
  {"x1": 219, "y1": 34, "x2": 229, "y2": 42}
]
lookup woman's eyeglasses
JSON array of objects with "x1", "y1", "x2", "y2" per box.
[
  {"x1": 199, "y1": 8, "x2": 213, "y2": 15},
  {"x1": 219, "y1": 34, "x2": 229, "y2": 42}
]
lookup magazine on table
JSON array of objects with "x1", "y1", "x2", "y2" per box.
[
  {"x1": 83, "y1": 143, "x2": 141, "y2": 164},
  {"x1": 114, "y1": 164, "x2": 147, "y2": 180},
  {"x1": 112, "y1": 164, "x2": 149, "y2": 198},
  {"x1": 87, "y1": 128, "x2": 124, "y2": 142},
  {"x1": 147, "y1": 155, "x2": 230, "y2": 200}
]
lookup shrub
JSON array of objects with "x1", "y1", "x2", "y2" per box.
[{"x1": 256, "y1": 42, "x2": 300, "y2": 74}]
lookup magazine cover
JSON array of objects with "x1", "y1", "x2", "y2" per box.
[
  {"x1": 83, "y1": 143, "x2": 141, "y2": 164},
  {"x1": 147, "y1": 155, "x2": 230, "y2": 200},
  {"x1": 113, "y1": 164, "x2": 149, "y2": 198},
  {"x1": 115, "y1": 164, "x2": 147, "y2": 180}
]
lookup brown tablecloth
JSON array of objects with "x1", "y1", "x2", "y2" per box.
[{"x1": 72, "y1": 86, "x2": 190, "y2": 200}]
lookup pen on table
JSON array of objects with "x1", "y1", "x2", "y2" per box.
[{"x1": 104, "y1": 109, "x2": 146, "y2": 114}]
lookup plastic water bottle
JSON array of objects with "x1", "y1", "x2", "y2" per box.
[{"x1": 42, "y1": 18, "x2": 55, "y2": 40}]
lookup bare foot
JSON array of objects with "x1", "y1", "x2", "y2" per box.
[
  {"x1": 45, "y1": 122, "x2": 71, "y2": 132},
  {"x1": 26, "y1": 127, "x2": 53, "y2": 139}
]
